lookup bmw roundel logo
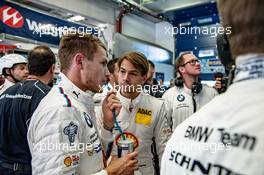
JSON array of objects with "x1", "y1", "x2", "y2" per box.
[{"x1": 177, "y1": 94, "x2": 185, "y2": 102}]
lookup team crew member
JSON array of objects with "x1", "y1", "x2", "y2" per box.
[
  {"x1": 27, "y1": 33, "x2": 138, "y2": 175},
  {"x1": 162, "y1": 52, "x2": 218, "y2": 130},
  {"x1": 100, "y1": 52, "x2": 171, "y2": 175},
  {"x1": 143, "y1": 60, "x2": 165, "y2": 98},
  {"x1": 161, "y1": 0, "x2": 264, "y2": 174},
  {"x1": 0, "y1": 46, "x2": 56, "y2": 175},
  {"x1": 106, "y1": 58, "x2": 119, "y2": 89},
  {"x1": 0, "y1": 54, "x2": 28, "y2": 94}
]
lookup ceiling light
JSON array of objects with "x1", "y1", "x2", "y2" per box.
[
  {"x1": 98, "y1": 24, "x2": 108, "y2": 31},
  {"x1": 67, "y1": 15, "x2": 85, "y2": 22}
]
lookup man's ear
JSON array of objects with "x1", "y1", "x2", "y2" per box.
[
  {"x1": 49, "y1": 64, "x2": 55, "y2": 74},
  {"x1": 73, "y1": 53, "x2": 85, "y2": 68},
  {"x1": 142, "y1": 74, "x2": 147, "y2": 84},
  {"x1": 179, "y1": 67, "x2": 185, "y2": 74},
  {"x1": 6, "y1": 68, "x2": 11, "y2": 75}
]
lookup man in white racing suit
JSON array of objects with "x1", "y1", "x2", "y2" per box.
[
  {"x1": 97, "y1": 52, "x2": 171, "y2": 175},
  {"x1": 111, "y1": 91, "x2": 171, "y2": 175},
  {"x1": 27, "y1": 33, "x2": 138, "y2": 175},
  {"x1": 161, "y1": 0, "x2": 264, "y2": 174},
  {"x1": 162, "y1": 53, "x2": 218, "y2": 130}
]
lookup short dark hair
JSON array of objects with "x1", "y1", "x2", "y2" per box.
[
  {"x1": 28, "y1": 45, "x2": 56, "y2": 76},
  {"x1": 148, "y1": 60, "x2": 155, "y2": 69},
  {"x1": 59, "y1": 33, "x2": 106, "y2": 72},
  {"x1": 107, "y1": 58, "x2": 119, "y2": 74}
]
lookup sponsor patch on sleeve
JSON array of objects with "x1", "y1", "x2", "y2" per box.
[
  {"x1": 63, "y1": 121, "x2": 78, "y2": 146},
  {"x1": 63, "y1": 154, "x2": 80, "y2": 168}
]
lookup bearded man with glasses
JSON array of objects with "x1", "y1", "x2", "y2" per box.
[{"x1": 162, "y1": 52, "x2": 218, "y2": 131}]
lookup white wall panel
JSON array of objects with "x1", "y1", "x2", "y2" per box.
[
  {"x1": 155, "y1": 22, "x2": 174, "y2": 52},
  {"x1": 122, "y1": 14, "x2": 156, "y2": 43},
  {"x1": 36, "y1": 0, "x2": 115, "y2": 25}
]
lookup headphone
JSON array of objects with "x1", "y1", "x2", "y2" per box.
[
  {"x1": 175, "y1": 76, "x2": 184, "y2": 87},
  {"x1": 191, "y1": 81, "x2": 203, "y2": 95},
  {"x1": 175, "y1": 75, "x2": 202, "y2": 113},
  {"x1": 216, "y1": 32, "x2": 236, "y2": 86},
  {"x1": 216, "y1": 33, "x2": 235, "y2": 75},
  {"x1": 175, "y1": 76, "x2": 202, "y2": 95}
]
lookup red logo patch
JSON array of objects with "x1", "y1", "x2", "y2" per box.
[{"x1": 0, "y1": 5, "x2": 24, "y2": 28}]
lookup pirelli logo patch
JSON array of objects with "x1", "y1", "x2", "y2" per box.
[{"x1": 135, "y1": 108, "x2": 152, "y2": 125}]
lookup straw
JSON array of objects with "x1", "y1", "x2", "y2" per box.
[
  {"x1": 112, "y1": 109, "x2": 126, "y2": 140},
  {"x1": 105, "y1": 84, "x2": 126, "y2": 140}
]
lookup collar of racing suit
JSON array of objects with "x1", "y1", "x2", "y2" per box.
[
  {"x1": 183, "y1": 83, "x2": 192, "y2": 95},
  {"x1": 56, "y1": 73, "x2": 95, "y2": 109},
  {"x1": 117, "y1": 91, "x2": 142, "y2": 112},
  {"x1": 233, "y1": 54, "x2": 264, "y2": 83}
]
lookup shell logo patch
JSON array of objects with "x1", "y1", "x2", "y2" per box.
[
  {"x1": 115, "y1": 132, "x2": 139, "y2": 149},
  {"x1": 135, "y1": 107, "x2": 152, "y2": 125},
  {"x1": 64, "y1": 156, "x2": 72, "y2": 167},
  {"x1": 64, "y1": 155, "x2": 80, "y2": 167}
]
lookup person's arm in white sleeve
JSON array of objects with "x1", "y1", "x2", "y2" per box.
[
  {"x1": 213, "y1": 87, "x2": 219, "y2": 96},
  {"x1": 29, "y1": 107, "x2": 84, "y2": 175},
  {"x1": 153, "y1": 102, "x2": 172, "y2": 165},
  {"x1": 94, "y1": 104, "x2": 115, "y2": 153},
  {"x1": 162, "y1": 91, "x2": 173, "y2": 129}
]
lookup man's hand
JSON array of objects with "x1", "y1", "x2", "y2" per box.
[
  {"x1": 105, "y1": 151, "x2": 138, "y2": 175},
  {"x1": 214, "y1": 77, "x2": 222, "y2": 90},
  {"x1": 102, "y1": 90, "x2": 122, "y2": 130}
]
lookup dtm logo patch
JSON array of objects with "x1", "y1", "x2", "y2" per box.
[
  {"x1": 0, "y1": 5, "x2": 24, "y2": 28},
  {"x1": 115, "y1": 132, "x2": 139, "y2": 149},
  {"x1": 135, "y1": 108, "x2": 152, "y2": 125},
  {"x1": 177, "y1": 94, "x2": 185, "y2": 102},
  {"x1": 63, "y1": 122, "x2": 78, "y2": 145},
  {"x1": 93, "y1": 143, "x2": 102, "y2": 153}
]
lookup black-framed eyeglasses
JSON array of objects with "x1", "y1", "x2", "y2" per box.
[{"x1": 181, "y1": 59, "x2": 201, "y2": 66}]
